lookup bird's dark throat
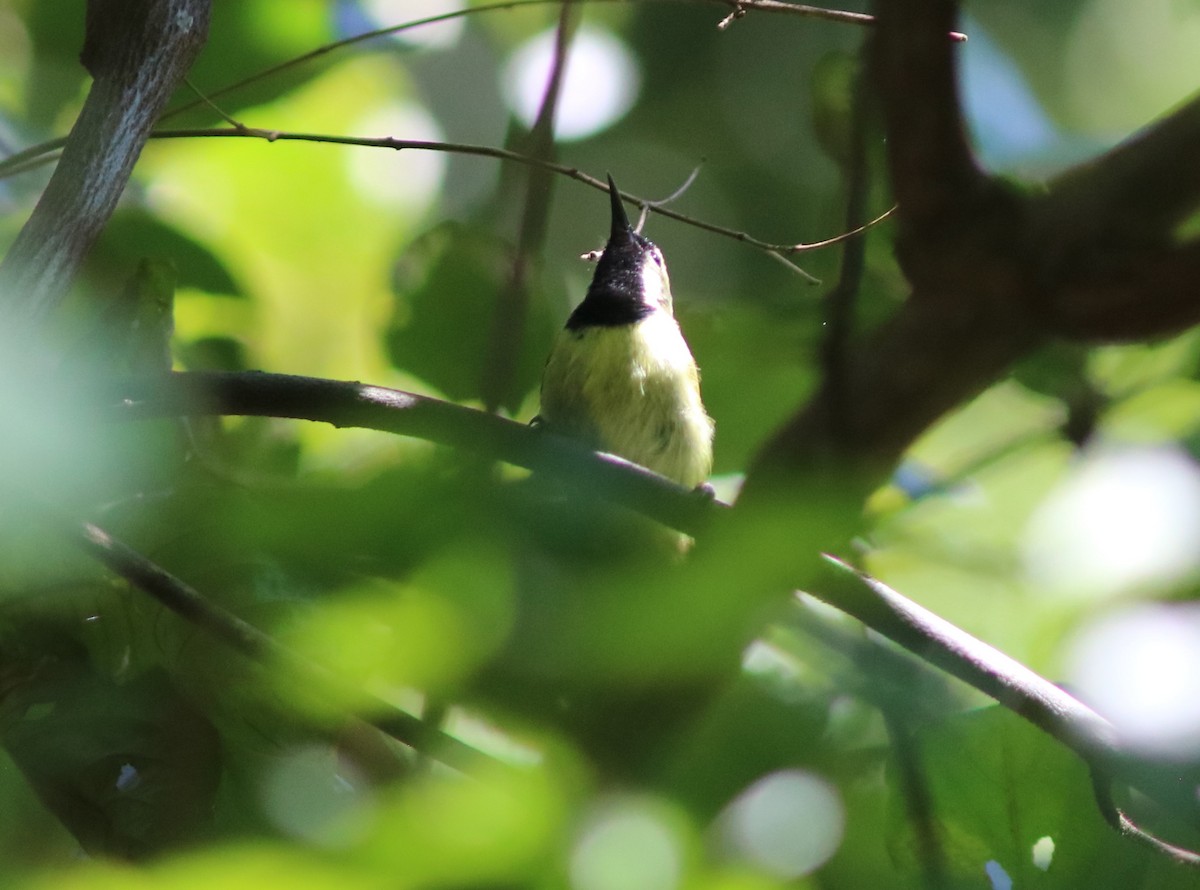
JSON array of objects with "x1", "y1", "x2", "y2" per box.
[{"x1": 566, "y1": 227, "x2": 656, "y2": 330}]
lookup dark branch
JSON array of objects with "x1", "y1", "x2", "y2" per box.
[
  {"x1": 1049, "y1": 241, "x2": 1200, "y2": 340},
  {"x1": 54, "y1": 510, "x2": 493, "y2": 773},
  {"x1": 1041, "y1": 91, "x2": 1200, "y2": 243},
  {"x1": 479, "y1": 3, "x2": 580, "y2": 413},
  {"x1": 103, "y1": 370, "x2": 720, "y2": 535},
  {"x1": 812, "y1": 559, "x2": 1200, "y2": 834},
  {"x1": 868, "y1": 0, "x2": 982, "y2": 233}
]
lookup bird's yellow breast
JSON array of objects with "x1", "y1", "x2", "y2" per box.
[{"x1": 540, "y1": 311, "x2": 714, "y2": 488}]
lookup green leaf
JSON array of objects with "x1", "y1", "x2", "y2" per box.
[
  {"x1": 385, "y1": 221, "x2": 556, "y2": 411},
  {"x1": 91, "y1": 210, "x2": 243, "y2": 298},
  {"x1": 0, "y1": 645, "x2": 221, "y2": 859},
  {"x1": 888, "y1": 707, "x2": 1191, "y2": 888}
]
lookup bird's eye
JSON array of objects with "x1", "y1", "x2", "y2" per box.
[{"x1": 650, "y1": 249, "x2": 664, "y2": 267}]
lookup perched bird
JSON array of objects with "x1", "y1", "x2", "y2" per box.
[{"x1": 539, "y1": 175, "x2": 713, "y2": 489}]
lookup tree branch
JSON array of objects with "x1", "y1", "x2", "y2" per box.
[
  {"x1": 1040, "y1": 90, "x2": 1200, "y2": 244},
  {"x1": 50, "y1": 509, "x2": 494, "y2": 773},
  {"x1": 1048, "y1": 241, "x2": 1200, "y2": 340},
  {"x1": 811, "y1": 559, "x2": 1200, "y2": 839},
  {"x1": 868, "y1": 0, "x2": 982, "y2": 234},
  {"x1": 0, "y1": 0, "x2": 210, "y2": 330},
  {"x1": 103, "y1": 370, "x2": 720, "y2": 535},
  {"x1": 745, "y1": 0, "x2": 1199, "y2": 495}
]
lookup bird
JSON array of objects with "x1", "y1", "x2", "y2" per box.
[{"x1": 538, "y1": 174, "x2": 713, "y2": 490}]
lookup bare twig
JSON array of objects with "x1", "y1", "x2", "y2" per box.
[
  {"x1": 820, "y1": 52, "x2": 873, "y2": 438},
  {"x1": 715, "y1": 0, "x2": 966, "y2": 38},
  {"x1": 480, "y1": 2, "x2": 581, "y2": 414},
  {"x1": 126, "y1": 126, "x2": 891, "y2": 259}
]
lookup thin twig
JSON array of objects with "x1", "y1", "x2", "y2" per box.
[
  {"x1": 133, "y1": 125, "x2": 894, "y2": 257},
  {"x1": 632, "y1": 163, "x2": 705, "y2": 232},
  {"x1": 820, "y1": 53, "x2": 874, "y2": 437},
  {"x1": 480, "y1": 1, "x2": 580, "y2": 414},
  {"x1": 150, "y1": 0, "x2": 910, "y2": 125}
]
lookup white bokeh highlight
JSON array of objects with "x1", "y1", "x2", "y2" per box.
[
  {"x1": 361, "y1": 0, "x2": 465, "y2": 50},
  {"x1": 1065, "y1": 604, "x2": 1200, "y2": 758},
  {"x1": 1032, "y1": 835, "x2": 1054, "y2": 871},
  {"x1": 503, "y1": 26, "x2": 640, "y2": 141},
  {"x1": 718, "y1": 770, "x2": 844, "y2": 879},
  {"x1": 570, "y1": 798, "x2": 684, "y2": 890},
  {"x1": 346, "y1": 102, "x2": 446, "y2": 210},
  {"x1": 1021, "y1": 446, "x2": 1200, "y2": 597}
]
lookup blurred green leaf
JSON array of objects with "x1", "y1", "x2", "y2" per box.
[
  {"x1": 356, "y1": 763, "x2": 567, "y2": 885},
  {"x1": 0, "y1": 641, "x2": 220, "y2": 859},
  {"x1": 91, "y1": 210, "x2": 244, "y2": 298},
  {"x1": 22, "y1": 0, "x2": 86, "y2": 129},
  {"x1": 386, "y1": 221, "x2": 557, "y2": 411},
  {"x1": 810, "y1": 51, "x2": 860, "y2": 170}
]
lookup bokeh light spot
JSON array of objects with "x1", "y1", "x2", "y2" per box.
[
  {"x1": 346, "y1": 101, "x2": 446, "y2": 210},
  {"x1": 261, "y1": 745, "x2": 375, "y2": 847},
  {"x1": 719, "y1": 769, "x2": 844, "y2": 879},
  {"x1": 1065, "y1": 604, "x2": 1200, "y2": 758},
  {"x1": 570, "y1": 798, "x2": 685, "y2": 890},
  {"x1": 985, "y1": 859, "x2": 1013, "y2": 890},
  {"x1": 1021, "y1": 446, "x2": 1200, "y2": 597},
  {"x1": 1032, "y1": 835, "x2": 1054, "y2": 871},
  {"x1": 361, "y1": 0, "x2": 465, "y2": 50},
  {"x1": 503, "y1": 26, "x2": 640, "y2": 141}
]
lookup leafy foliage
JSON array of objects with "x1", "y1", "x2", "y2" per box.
[{"x1": 2, "y1": 0, "x2": 1200, "y2": 887}]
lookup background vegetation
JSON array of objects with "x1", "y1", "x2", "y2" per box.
[{"x1": 1, "y1": 0, "x2": 1200, "y2": 887}]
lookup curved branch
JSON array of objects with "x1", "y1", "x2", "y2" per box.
[
  {"x1": 104, "y1": 370, "x2": 720, "y2": 535},
  {"x1": 812, "y1": 559, "x2": 1200, "y2": 836},
  {"x1": 1092, "y1": 772, "x2": 1200, "y2": 867}
]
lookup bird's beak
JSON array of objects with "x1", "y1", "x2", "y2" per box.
[{"x1": 607, "y1": 173, "x2": 632, "y2": 242}]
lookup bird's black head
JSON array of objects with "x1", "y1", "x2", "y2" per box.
[{"x1": 565, "y1": 174, "x2": 671, "y2": 331}]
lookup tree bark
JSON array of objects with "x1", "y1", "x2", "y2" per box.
[{"x1": 0, "y1": 0, "x2": 211, "y2": 332}]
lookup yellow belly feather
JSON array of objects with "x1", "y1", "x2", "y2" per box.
[{"x1": 540, "y1": 313, "x2": 714, "y2": 488}]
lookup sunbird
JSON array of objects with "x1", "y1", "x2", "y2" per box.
[{"x1": 539, "y1": 175, "x2": 713, "y2": 489}]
